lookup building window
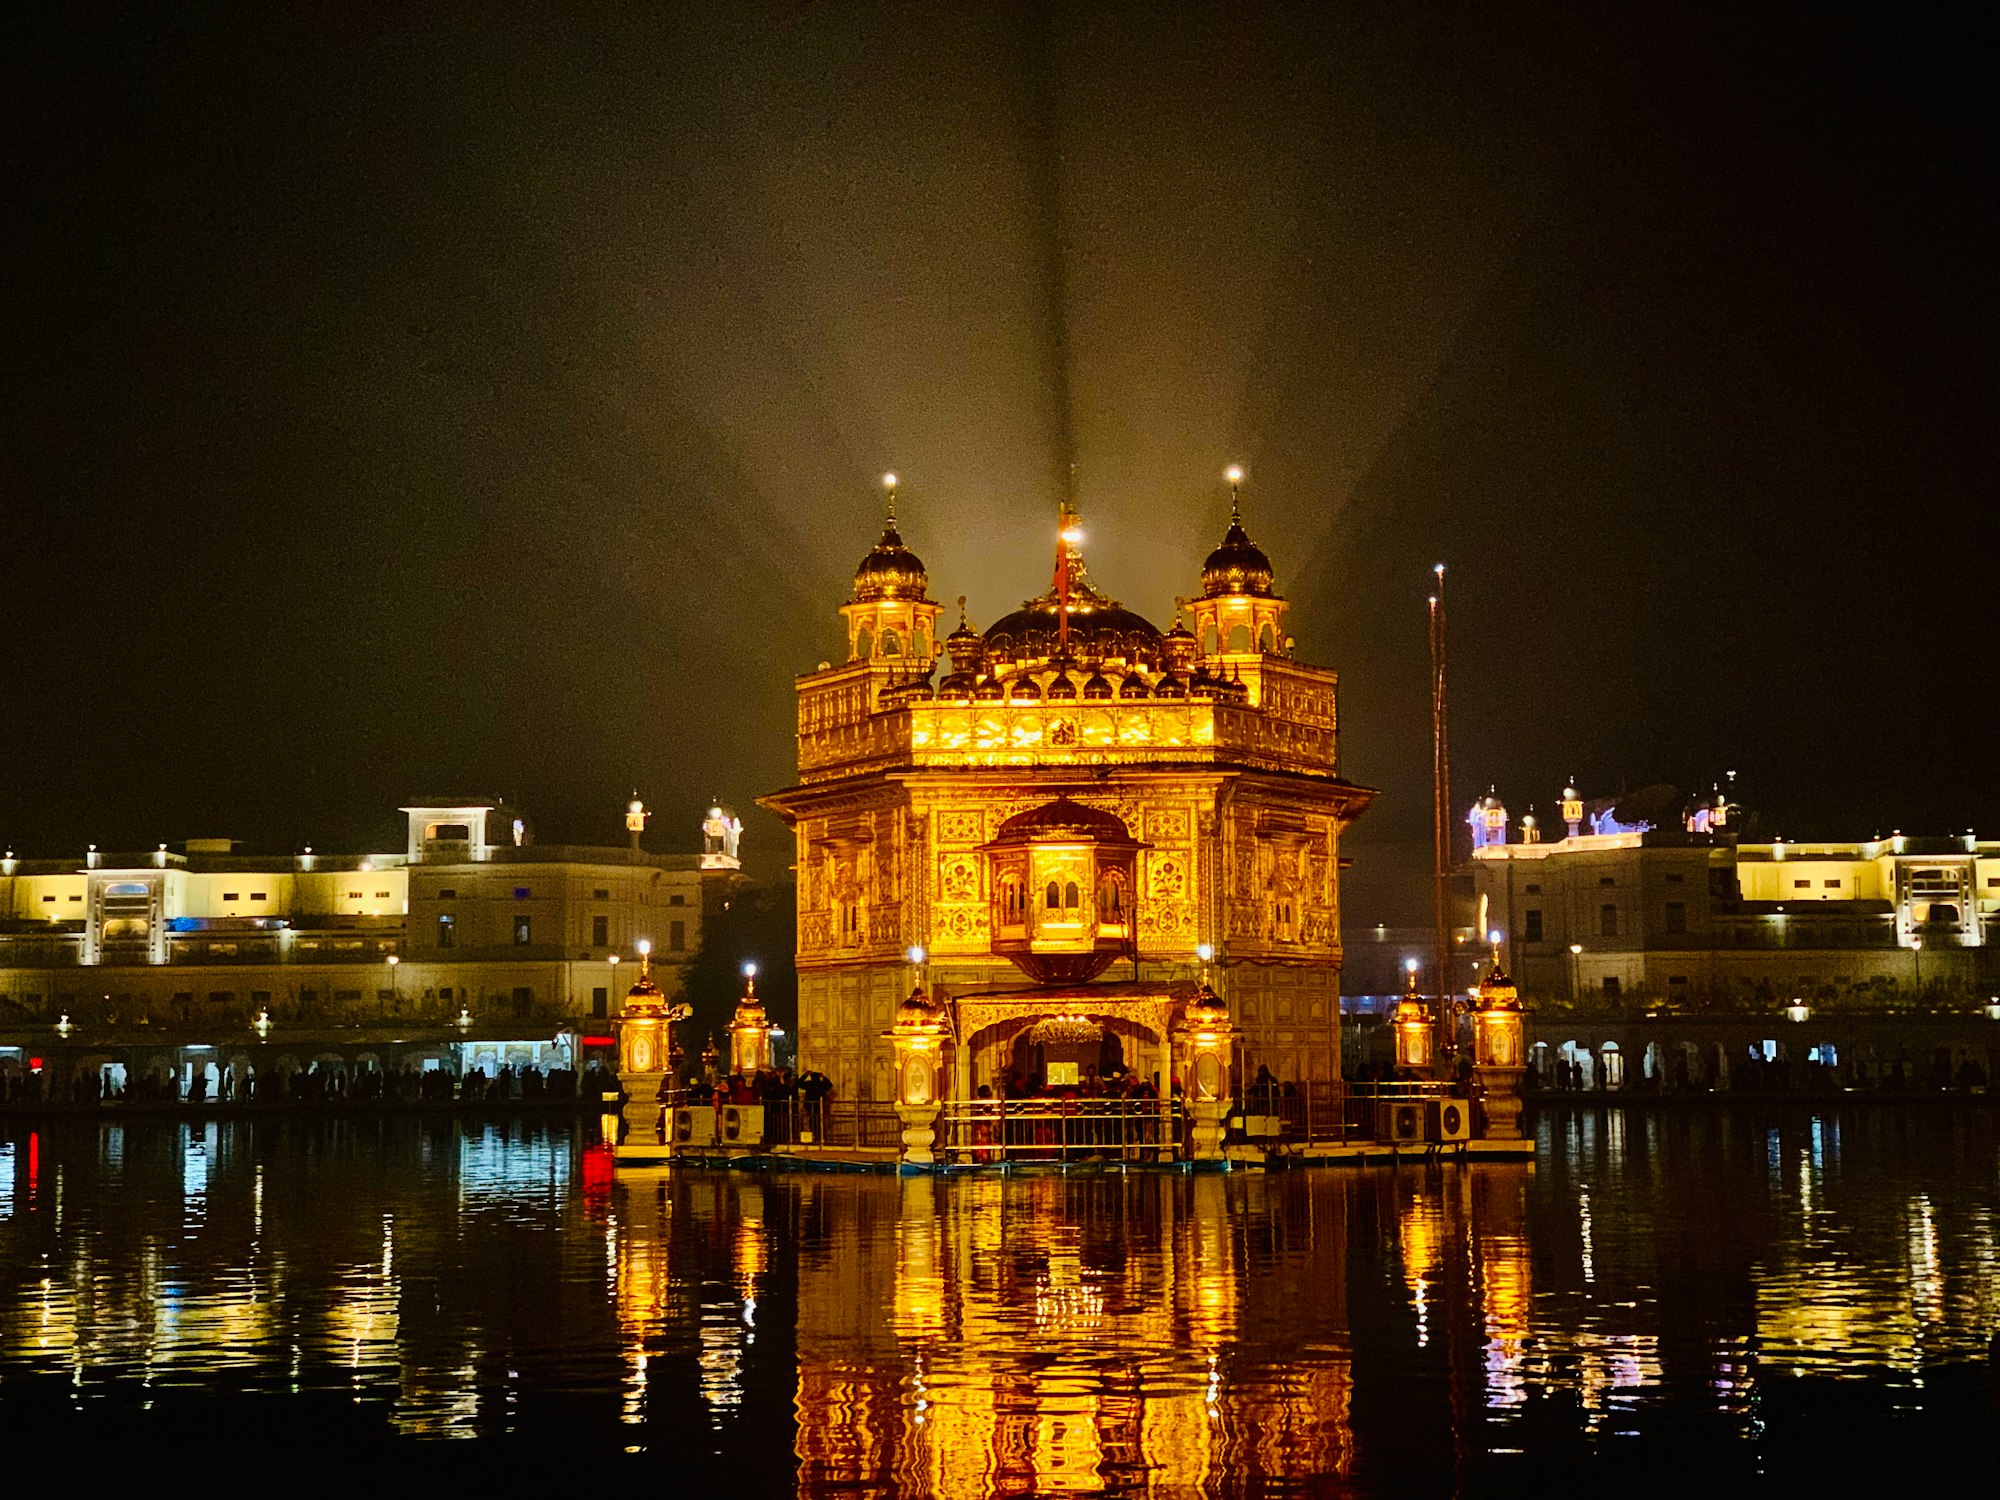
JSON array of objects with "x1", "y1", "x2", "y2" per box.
[
  {"x1": 41, "y1": 896, "x2": 54, "y2": 904},
  {"x1": 592, "y1": 915, "x2": 609, "y2": 947},
  {"x1": 439, "y1": 986, "x2": 453, "y2": 1002},
  {"x1": 1524, "y1": 909, "x2": 1543, "y2": 942},
  {"x1": 1599, "y1": 876, "x2": 1616, "y2": 888},
  {"x1": 593, "y1": 888, "x2": 610, "y2": 900},
  {"x1": 669, "y1": 893, "x2": 686, "y2": 907},
  {"x1": 513, "y1": 916, "x2": 531, "y2": 945},
  {"x1": 1602, "y1": 976, "x2": 1621, "y2": 997},
  {"x1": 347, "y1": 891, "x2": 362, "y2": 900},
  {"x1": 514, "y1": 887, "x2": 531, "y2": 900},
  {"x1": 334, "y1": 988, "x2": 362, "y2": 1005},
  {"x1": 300, "y1": 988, "x2": 320, "y2": 1015},
  {"x1": 1045, "y1": 880, "x2": 1062, "y2": 909},
  {"x1": 669, "y1": 920, "x2": 686, "y2": 952},
  {"x1": 437, "y1": 914, "x2": 455, "y2": 948},
  {"x1": 223, "y1": 892, "x2": 239, "y2": 902},
  {"x1": 1600, "y1": 904, "x2": 1619, "y2": 937},
  {"x1": 1824, "y1": 879, "x2": 1842, "y2": 889},
  {"x1": 1793, "y1": 879, "x2": 1810, "y2": 890},
  {"x1": 1525, "y1": 883, "x2": 1541, "y2": 895},
  {"x1": 511, "y1": 986, "x2": 532, "y2": 1018},
  {"x1": 1665, "y1": 902, "x2": 1687, "y2": 935},
  {"x1": 438, "y1": 888, "x2": 456, "y2": 899},
  {"x1": 375, "y1": 890, "x2": 391, "y2": 899},
  {"x1": 250, "y1": 891, "x2": 266, "y2": 901},
  {"x1": 592, "y1": 987, "x2": 608, "y2": 1019},
  {"x1": 1064, "y1": 881, "x2": 1081, "y2": 910}
]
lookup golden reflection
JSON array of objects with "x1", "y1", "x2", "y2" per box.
[{"x1": 789, "y1": 1173, "x2": 1355, "y2": 1497}]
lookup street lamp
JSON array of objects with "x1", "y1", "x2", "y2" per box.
[
  {"x1": 1786, "y1": 998, "x2": 1810, "y2": 1024},
  {"x1": 1568, "y1": 943, "x2": 1583, "y2": 1002},
  {"x1": 386, "y1": 953, "x2": 399, "y2": 1011},
  {"x1": 1911, "y1": 936, "x2": 1923, "y2": 999},
  {"x1": 1986, "y1": 995, "x2": 2000, "y2": 1022}
]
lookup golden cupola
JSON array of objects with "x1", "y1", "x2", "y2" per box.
[
  {"x1": 840, "y1": 472, "x2": 943, "y2": 674},
  {"x1": 1188, "y1": 466, "x2": 1290, "y2": 662}
]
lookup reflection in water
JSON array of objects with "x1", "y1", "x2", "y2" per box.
[{"x1": 1, "y1": 1110, "x2": 1995, "y2": 1481}]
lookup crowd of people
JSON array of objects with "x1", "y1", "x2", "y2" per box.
[{"x1": 0, "y1": 1058, "x2": 617, "y2": 1109}]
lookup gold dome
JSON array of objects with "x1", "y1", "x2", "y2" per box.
[
  {"x1": 1201, "y1": 516, "x2": 1275, "y2": 598},
  {"x1": 851, "y1": 520, "x2": 930, "y2": 602}
]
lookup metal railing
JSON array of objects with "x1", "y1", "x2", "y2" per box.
[{"x1": 937, "y1": 1097, "x2": 1185, "y2": 1164}]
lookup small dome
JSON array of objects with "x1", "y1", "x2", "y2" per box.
[
  {"x1": 1082, "y1": 671, "x2": 1114, "y2": 700},
  {"x1": 852, "y1": 523, "x2": 929, "y2": 602},
  {"x1": 991, "y1": 796, "x2": 1136, "y2": 847},
  {"x1": 1201, "y1": 518, "x2": 1275, "y2": 598},
  {"x1": 1183, "y1": 984, "x2": 1230, "y2": 1031},
  {"x1": 973, "y1": 675, "x2": 1006, "y2": 700},
  {"x1": 1154, "y1": 672, "x2": 1185, "y2": 697},
  {"x1": 897, "y1": 985, "x2": 944, "y2": 1022},
  {"x1": 1118, "y1": 672, "x2": 1152, "y2": 698},
  {"x1": 1046, "y1": 669, "x2": 1078, "y2": 700},
  {"x1": 1010, "y1": 673, "x2": 1042, "y2": 701},
  {"x1": 1474, "y1": 962, "x2": 1521, "y2": 1011}
]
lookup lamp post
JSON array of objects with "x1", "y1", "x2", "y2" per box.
[
  {"x1": 1911, "y1": 936, "x2": 1923, "y2": 1001},
  {"x1": 1471, "y1": 948, "x2": 1528, "y2": 1140},
  {"x1": 386, "y1": 953, "x2": 399, "y2": 1014},
  {"x1": 1569, "y1": 943, "x2": 1583, "y2": 1003},
  {"x1": 1392, "y1": 957, "x2": 1432, "y2": 1074}
]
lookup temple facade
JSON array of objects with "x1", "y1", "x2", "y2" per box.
[{"x1": 761, "y1": 479, "x2": 1375, "y2": 1106}]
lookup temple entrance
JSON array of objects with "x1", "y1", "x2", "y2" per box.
[
  {"x1": 1007, "y1": 1019, "x2": 1127, "y2": 1092},
  {"x1": 942, "y1": 984, "x2": 1193, "y2": 1163}
]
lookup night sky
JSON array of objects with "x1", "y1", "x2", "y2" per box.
[{"x1": 8, "y1": 4, "x2": 1996, "y2": 921}]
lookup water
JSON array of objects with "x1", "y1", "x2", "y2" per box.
[{"x1": 0, "y1": 1109, "x2": 1995, "y2": 1489}]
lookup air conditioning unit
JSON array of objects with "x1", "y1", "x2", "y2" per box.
[
  {"x1": 1376, "y1": 1100, "x2": 1425, "y2": 1145},
  {"x1": 720, "y1": 1104, "x2": 765, "y2": 1146},
  {"x1": 1426, "y1": 1097, "x2": 1472, "y2": 1143},
  {"x1": 674, "y1": 1106, "x2": 716, "y2": 1148}
]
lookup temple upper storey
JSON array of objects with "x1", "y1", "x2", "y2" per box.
[{"x1": 793, "y1": 473, "x2": 1339, "y2": 784}]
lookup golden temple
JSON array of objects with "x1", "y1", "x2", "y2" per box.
[{"x1": 760, "y1": 474, "x2": 1376, "y2": 1116}]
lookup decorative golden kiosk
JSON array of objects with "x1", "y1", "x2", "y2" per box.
[{"x1": 619, "y1": 471, "x2": 1534, "y2": 1167}]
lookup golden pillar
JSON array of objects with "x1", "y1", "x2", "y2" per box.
[
  {"x1": 616, "y1": 939, "x2": 666, "y2": 1143},
  {"x1": 729, "y1": 974, "x2": 772, "y2": 1076},
  {"x1": 1470, "y1": 956, "x2": 1528, "y2": 1140},
  {"x1": 886, "y1": 987, "x2": 946, "y2": 1166},
  {"x1": 1392, "y1": 961, "x2": 1433, "y2": 1075},
  {"x1": 1176, "y1": 984, "x2": 1235, "y2": 1160}
]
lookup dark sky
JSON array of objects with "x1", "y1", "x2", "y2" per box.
[{"x1": 7, "y1": 3, "x2": 1996, "y2": 919}]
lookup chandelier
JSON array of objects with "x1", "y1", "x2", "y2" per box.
[{"x1": 1028, "y1": 1013, "x2": 1102, "y2": 1047}]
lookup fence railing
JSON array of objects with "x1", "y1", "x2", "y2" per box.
[{"x1": 935, "y1": 1097, "x2": 1185, "y2": 1164}]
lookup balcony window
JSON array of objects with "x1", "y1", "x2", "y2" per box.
[
  {"x1": 513, "y1": 916, "x2": 531, "y2": 945},
  {"x1": 437, "y1": 914, "x2": 455, "y2": 949},
  {"x1": 1600, "y1": 904, "x2": 1619, "y2": 937}
]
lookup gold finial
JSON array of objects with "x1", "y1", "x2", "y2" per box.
[
  {"x1": 881, "y1": 471, "x2": 899, "y2": 528},
  {"x1": 1172, "y1": 594, "x2": 1187, "y2": 628},
  {"x1": 957, "y1": 593, "x2": 969, "y2": 629},
  {"x1": 637, "y1": 936, "x2": 653, "y2": 980},
  {"x1": 1225, "y1": 464, "x2": 1244, "y2": 523}
]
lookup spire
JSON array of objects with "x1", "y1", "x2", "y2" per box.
[
  {"x1": 882, "y1": 471, "x2": 898, "y2": 529},
  {"x1": 1225, "y1": 463, "x2": 1243, "y2": 524}
]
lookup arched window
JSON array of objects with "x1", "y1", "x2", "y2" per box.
[
  {"x1": 881, "y1": 629, "x2": 901, "y2": 655},
  {"x1": 1064, "y1": 881, "x2": 1080, "y2": 910},
  {"x1": 1045, "y1": 880, "x2": 1062, "y2": 910},
  {"x1": 1001, "y1": 878, "x2": 1022, "y2": 922},
  {"x1": 1258, "y1": 622, "x2": 1277, "y2": 653},
  {"x1": 1201, "y1": 623, "x2": 1219, "y2": 655},
  {"x1": 855, "y1": 627, "x2": 874, "y2": 659},
  {"x1": 1226, "y1": 623, "x2": 1252, "y2": 652},
  {"x1": 1096, "y1": 873, "x2": 1124, "y2": 916}
]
